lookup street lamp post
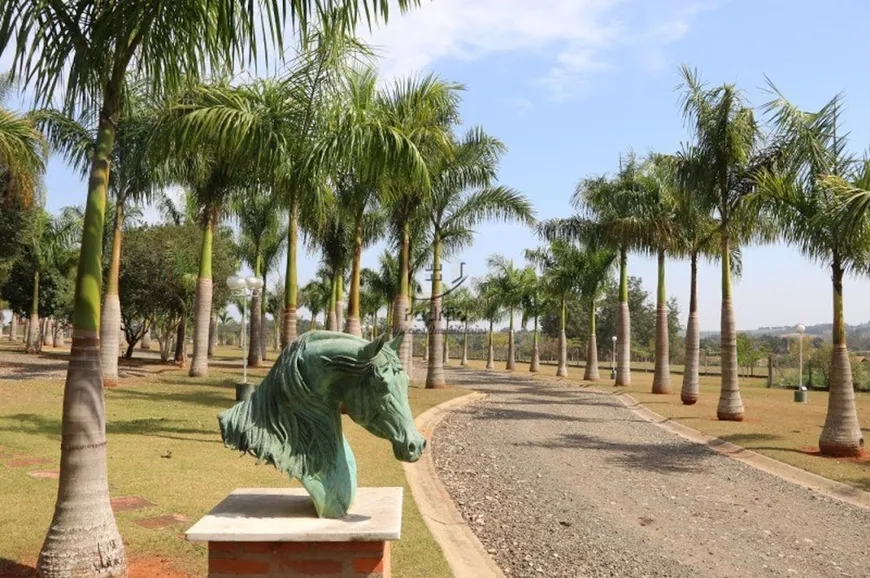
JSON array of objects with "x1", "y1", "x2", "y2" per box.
[
  {"x1": 611, "y1": 335, "x2": 617, "y2": 380},
  {"x1": 797, "y1": 323, "x2": 806, "y2": 388},
  {"x1": 227, "y1": 275, "x2": 264, "y2": 400}
]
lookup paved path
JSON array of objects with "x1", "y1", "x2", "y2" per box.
[{"x1": 429, "y1": 366, "x2": 870, "y2": 578}]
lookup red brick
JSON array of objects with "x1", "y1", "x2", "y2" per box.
[
  {"x1": 319, "y1": 541, "x2": 385, "y2": 553},
  {"x1": 209, "y1": 557, "x2": 269, "y2": 575},
  {"x1": 241, "y1": 542, "x2": 272, "y2": 554},
  {"x1": 352, "y1": 557, "x2": 385, "y2": 573},
  {"x1": 209, "y1": 542, "x2": 239, "y2": 552},
  {"x1": 274, "y1": 542, "x2": 313, "y2": 553},
  {"x1": 280, "y1": 559, "x2": 343, "y2": 575}
]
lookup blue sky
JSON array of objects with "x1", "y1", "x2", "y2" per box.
[{"x1": 15, "y1": 0, "x2": 870, "y2": 331}]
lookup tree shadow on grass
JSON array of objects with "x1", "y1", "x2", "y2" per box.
[
  {"x1": 109, "y1": 387, "x2": 236, "y2": 409},
  {"x1": 0, "y1": 413, "x2": 217, "y2": 441},
  {"x1": 522, "y1": 432, "x2": 715, "y2": 474},
  {"x1": 0, "y1": 559, "x2": 36, "y2": 578}
]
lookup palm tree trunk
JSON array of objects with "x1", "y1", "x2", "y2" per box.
[
  {"x1": 260, "y1": 272, "x2": 267, "y2": 361},
  {"x1": 25, "y1": 270, "x2": 40, "y2": 354},
  {"x1": 43, "y1": 317, "x2": 52, "y2": 347},
  {"x1": 327, "y1": 272, "x2": 338, "y2": 331},
  {"x1": 530, "y1": 315, "x2": 540, "y2": 372},
  {"x1": 557, "y1": 296, "x2": 568, "y2": 377},
  {"x1": 345, "y1": 213, "x2": 364, "y2": 336},
  {"x1": 281, "y1": 201, "x2": 298, "y2": 348},
  {"x1": 175, "y1": 319, "x2": 186, "y2": 367},
  {"x1": 9, "y1": 312, "x2": 17, "y2": 341},
  {"x1": 819, "y1": 256, "x2": 864, "y2": 456},
  {"x1": 443, "y1": 319, "x2": 450, "y2": 363},
  {"x1": 505, "y1": 309, "x2": 515, "y2": 370},
  {"x1": 616, "y1": 246, "x2": 631, "y2": 386},
  {"x1": 486, "y1": 320, "x2": 495, "y2": 369},
  {"x1": 207, "y1": 313, "x2": 217, "y2": 358},
  {"x1": 423, "y1": 330, "x2": 429, "y2": 360},
  {"x1": 100, "y1": 201, "x2": 125, "y2": 386},
  {"x1": 584, "y1": 299, "x2": 599, "y2": 381},
  {"x1": 248, "y1": 290, "x2": 263, "y2": 368},
  {"x1": 38, "y1": 103, "x2": 126, "y2": 578},
  {"x1": 336, "y1": 275, "x2": 344, "y2": 333},
  {"x1": 392, "y1": 221, "x2": 413, "y2": 371},
  {"x1": 461, "y1": 320, "x2": 469, "y2": 366},
  {"x1": 141, "y1": 327, "x2": 152, "y2": 350},
  {"x1": 652, "y1": 249, "x2": 671, "y2": 394},
  {"x1": 190, "y1": 210, "x2": 215, "y2": 377},
  {"x1": 717, "y1": 233, "x2": 744, "y2": 421},
  {"x1": 681, "y1": 253, "x2": 700, "y2": 405},
  {"x1": 426, "y1": 230, "x2": 444, "y2": 388}
]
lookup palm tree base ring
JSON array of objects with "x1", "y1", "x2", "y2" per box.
[
  {"x1": 680, "y1": 393, "x2": 698, "y2": 405},
  {"x1": 818, "y1": 442, "x2": 864, "y2": 458}
]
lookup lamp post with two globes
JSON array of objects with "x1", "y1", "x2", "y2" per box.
[{"x1": 227, "y1": 275, "x2": 264, "y2": 399}]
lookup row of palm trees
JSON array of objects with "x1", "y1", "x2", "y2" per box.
[{"x1": 522, "y1": 67, "x2": 866, "y2": 461}]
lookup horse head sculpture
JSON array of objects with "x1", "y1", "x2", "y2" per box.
[{"x1": 218, "y1": 330, "x2": 424, "y2": 518}]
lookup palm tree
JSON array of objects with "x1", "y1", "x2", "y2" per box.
[
  {"x1": 380, "y1": 74, "x2": 463, "y2": 370},
  {"x1": 577, "y1": 247, "x2": 617, "y2": 381},
  {"x1": 679, "y1": 66, "x2": 764, "y2": 421},
  {"x1": 422, "y1": 127, "x2": 534, "y2": 387},
  {"x1": 0, "y1": 72, "x2": 45, "y2": 210},
  {"x1": 673, "y1": 146, "x2": 722, "y2": 404},
  {"x1": 0, "y1": 1, "x2": 413, "y2": 572},
  {"x1": 526, "y1": 240, "x2": 587, "y2": 378},
  {"x1": 450, "y1": 287, "x2": 479, "y2": 366},
  {"x1": 757, "y1": 89, "x2": 866, "y2": 457},
  {"x1": 300, "y1": 272, "x2": 332, "y2": 330},
  {"x1": 540, "y1": 157, "x2": 650, "y2": 384},
  {"x1": 519, "y1": 266, "x2": 543, "y2": 372},
  {"x1": 643, "y1": 154, "x2": 680, "y2": 394},
  {"x1": 258, "y1": 223, "x2": 288, "y2": 358},
  {"x1": 475, "y1": 278, "x2": 504, "y2": 370},
  {"x1": 236, "y1": 190, "x2": 285, "y2": 367},
  {"x1": 485, "y1": 255, "x2": 528, "y2": 372},
  {"x1": 38, "y1": 85, "x2": 163, "y2": 385}
]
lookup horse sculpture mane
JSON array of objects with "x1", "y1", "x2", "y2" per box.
[{"x1": 218, "y1": 330, "x2": 423, "y2": 518}]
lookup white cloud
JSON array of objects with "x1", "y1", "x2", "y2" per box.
[{"x1": 361, "y1": 0, "x2": 709, "y2": 99}]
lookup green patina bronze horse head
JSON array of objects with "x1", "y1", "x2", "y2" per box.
[{"x1": 218, "y1": 330, "x2": 424, "y2": 518}]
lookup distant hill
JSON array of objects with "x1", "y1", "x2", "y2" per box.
[{"x1": 700, "y1": 320, "x2": 870, "y2": 340}]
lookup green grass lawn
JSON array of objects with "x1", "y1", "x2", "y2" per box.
[
  {"x1": 457, "y1": 357, "x2": 870, "y2": 491},
  {"x1": 0, "y1": 344, "x2": 465, "y2": 577}
]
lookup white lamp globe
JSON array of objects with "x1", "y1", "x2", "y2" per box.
[
  {"x1": 227, "y1": 275, "x2": 244, "y2": 290},
  {"x1": 611, "y1": 335, "x2": 617, "y2": 343},
  {"x1": 246, "y1": 276, "x2": 264, "y2": 291},
  {"x1": 797, "y1": 324, "x2": 806, "y2": 334}
]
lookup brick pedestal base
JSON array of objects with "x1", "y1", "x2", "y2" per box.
[{"x1": 208, "y1": 540, "x2": 390, "y2": 578}]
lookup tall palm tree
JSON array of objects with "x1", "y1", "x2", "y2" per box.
[
  {"x1": 526, "y1": 240, "x2": 588, "y2": 378},
  {"x1": 450, "y1": 287, "x2": 479, "y2": 366},
  {"x1": 519, "y1": 266, "x2": 543, "y2": 372},
  {"x1": 380, "y1": 74, "x2": 463, "y2": 370},
  {"x1": 643, "y1": 154, "x2": 680, "y2": 394},
  {"x1": 236, "y1": 189, "x2": 284, "y2": 367},
  {"x1": 577, "y1": 246, "x2": 617, "y2": 381},
  {"x1": 540, "y1": 157, "x2": 650, "y2": 384},
  {"x1": 485, "y1": 255, "x2": 528, "y2": 372},
  {"x1": 0, "y1": 72, "x2": 45, "y2": 210},
  {"x1": 259, "y1": 223, "x2": 288, "y2": 358},
  {"x1": 673, "y1": 146, "x2": 723, "y2": 404},
  {"x1": 0, "y1": 2, "x2": 413, "y2": 572},
  {"x1": 37, "y1": 85, "x2": 163, "y2": 385},
  {"x1": 422, "y1": 126, "x2": 534, "y2": 387},
  {"x1": 300, "y1": 271, "x2": 332, "y2": 330},
  {"x1": 475, "y1": 277, "x2": 504, "y2": 370},
  {"x1": 679, "y1": 66, "x2": 764, "y2": 421},
  {"x1": 757, "y1": 89, "x2": 866, "y2": 457}
]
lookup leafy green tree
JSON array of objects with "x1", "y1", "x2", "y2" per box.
[
  {"x1": 0, "y1": 1, "x2": 414, "y2": 571},
  {"x1": 754, "y1": 88, "x2": 867, "y2": 455}
]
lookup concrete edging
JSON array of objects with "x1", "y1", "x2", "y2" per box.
[
  {"x1": 610, "y1": 390, "x2": 870, "y2": 511},
  {"x1": 404, "y1": 391, "x2": 505, "y2": 578}
]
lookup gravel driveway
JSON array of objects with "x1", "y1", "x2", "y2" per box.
[{"x1": 429, "y1": 366, "x2": 870, "y2": 578}]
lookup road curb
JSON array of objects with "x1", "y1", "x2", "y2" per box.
[
  {"x1": 404, "y1": 391, "x2": 505, "y2": 578},
  {"x1": 608, "y1": 390, "x2": 870, "y2": 511}
]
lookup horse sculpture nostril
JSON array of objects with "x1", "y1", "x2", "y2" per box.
[
  {"x1": 408, "y1": 442, "x2": 416, "y2": 454},
  {"x1": 422, "y1": 439, "x2": 427, "y2": 450}
]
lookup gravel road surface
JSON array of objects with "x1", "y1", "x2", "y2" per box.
[{"x1": 429, "y1": 366, "x2": 870, "y2": 578}]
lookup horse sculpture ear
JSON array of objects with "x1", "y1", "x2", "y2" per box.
[
  {"x1": 386, "y1": 330, "x2": 405, "y2": 352},
  {"x1": 359, "y1": 333, "x2": 390, "y2": 360}
]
